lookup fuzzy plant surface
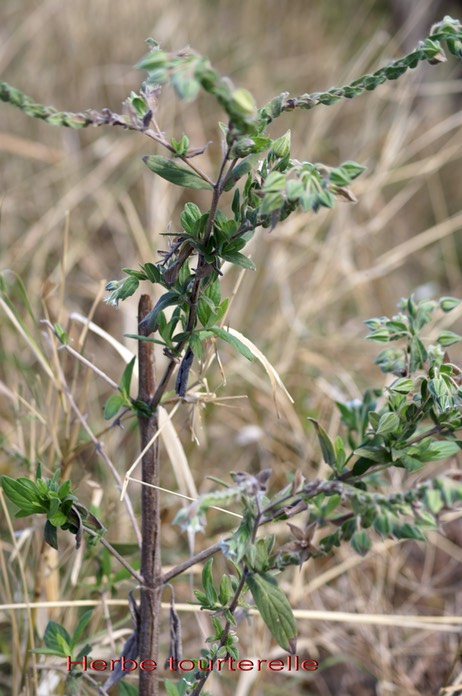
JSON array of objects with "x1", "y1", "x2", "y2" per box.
[{"x1": 1, "y1": 14, "x2": 462, "y2": 696}]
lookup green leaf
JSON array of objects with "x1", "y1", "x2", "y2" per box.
[
  {"x1": 329, "y1": 167, "x2": 351, "y2": 186},
  {"x1": 165, "y1": 681, "x2": 181, "y2": 696},
  {"x1": 334, "y1": 436, "x2": 346, "y2": 468},
  {"x1": 400, "y1": 454, "x2": 425, "y2": 472},
  {"x1": 105, "y1": 275, "x2": 140, "y2": 307},
  {"x1": 271, "y1": 130, "x2": 291, "y2": 158},
  {"x1": 426, "y1": 440, "x2": 460, "y2": 460},
  {"x1": 437, "y1": 331, "x2": 462, "y2": 347},
  {"x1": 54, "y1": 323, "x2": 68, "y2": 344},
  {"x1": 171, "y1": 134, "x2": 191, "y2": 156},
  {"x1": 202, "y1": 558, "x2": 218, "y2": 606},
  {"x1": 136, "y1": 49, "x2": 168, "y2": 72},
  {"x1": 128, "y1": 92, "x2": 147, "y2": 119},
  {"x1": 220, "y1": 251, "x2": 256, "y2": 270},
  {"x1": 260, "y1": 192, "x2": 284, "y2": 215},
  {"x1": 71, "y1": 610, "x2": 93, "y2": 648},
  {"x1": 340, "y1": 161, "x2": 366, "y2": 180},
  {"x1": 366, "y1": 328, "x2": 391, "y2": 343},
  {"x1": 246, "y1": 572, "x2": 297, "y2": 654},
  {"x1": 439, "y1": 296, "x2": 461, "y2": 313},
  {"x1": 171, "y1": 71, "x2": 200, "y2": 101},
  {"x1": 48, "y1": 510, "x2": 67, "y2": 527},
  {"x1": 204, "y1": 277, "x2": 221, "y2": 306},
  {"x1": 103, "y1": 394, "x2": 125, "y2": 420},
  {"x1": 389, "y1": 378, "x2": 413, "y2": 394},
  {"x1": 139, "y1": 291, "x2": 181, "y2": 334},
  {"x1": 43, "y1": 621, "x2": 72, "y2": 657},
  {"x1": 1, "y1": 476, "x2": 45, "y2": 510},
  {"x1": 189, "y1": 333, "x2": 204, "y2": 359},
  {"x1": 424, "y1": 489, "x2": 444, "y2": 514},
  {"x1": 376, "y1": 412, "x2": 400, "y2": 436},
  {"x1": 375, "y1": 348, "x2": 406, "y2": 374},
  {"x1": 308, "y1": 418, "x2": 337, "y2": 470},
  {"x1": 428, "y1": 377, "x2": 453, "y2": 411},
  {"x1": 120, "y1": 357, "x2": 136, "y2": 399},
  {"x1": 143, "y1": 155, "x2": 212, "y2": 190},
  {"x1": 351, "y1": 530, "x2": 371, "y2": 556},
  {"x1": 392, "y1": 523, "x2": 426, "y2": 541},
  {"x1": 208, "y1": 327, "x2": 254, "y2": 361},
  {"x1": 218, "y1": 575, "x2": 232, "y2": 606},
  {"x1": 197, "y1": 296, "x2": 215, "y2": 328},
  {"x1": 322, "y1": 493, "x2": 341, "y2": 517},
  {"x1": 223, "y1": 154, "x2": 259, "y2": 191},
  {"x1": 117, "y1": 680, "x2": 139, "y2": 696},
  {"x1": 230, "y1": 88, "x2": 258, "y2": 118},
  {"x1": 262, "y1": 171, "x2": 286, "y2": 192},
  {"x1": 373, "y1": 514, "x2": 392, "y2": 536},
  {"x1": 180, "y1": 202, "x2": 202, "y2": 233},
  {"x1": 409, "y1": 335, "x2": 428, "y2": 371},
  {"x1": 141, "y1": 262, "x2": 162, "y2": 283},
  {"x1": 44, "y1": 520, "x2": 58, "y2": 549}
]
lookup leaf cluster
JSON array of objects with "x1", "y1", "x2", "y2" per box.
[{"x1": 1, "y1": 464, "x2": 104, "y2": 550}]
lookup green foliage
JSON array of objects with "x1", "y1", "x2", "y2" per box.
[
  {"x1": 1, "y1": 466, "x2": 104, "y2": 550},
  {"x1": 143, "y1": 155, "x2": 213, "y2": 190},
  {"x1": 30, "y1": 611, "x2": 93, "y2": 661},
  {"x1": 177, "y1": 293, "x2": 462, "y2": 651},
  {"x1": 246, "y1": 572, "x2": 297, "y2": 654}
]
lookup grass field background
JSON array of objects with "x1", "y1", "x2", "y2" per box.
[{"x1": 1, "y1": 1, "x2": 462, "y2": 694}]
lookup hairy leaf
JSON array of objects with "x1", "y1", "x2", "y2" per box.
[
  {"x1": 246, "y1": 572, "x2": 297, "y2": 654},
  {"x1": 143, "y1": 155, "x2": 212, "y2": 190}
]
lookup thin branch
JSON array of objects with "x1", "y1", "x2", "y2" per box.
[
  {"x1": 83, "y1": 526, "x2": 143, "y2": 584},
  {"x1": 162, "y1": 542, "x2": 223, "y2": 584}
]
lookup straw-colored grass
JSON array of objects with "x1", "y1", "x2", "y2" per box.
[{"x1": 1, "y1": 1, "x2": 462, "y2": 694}]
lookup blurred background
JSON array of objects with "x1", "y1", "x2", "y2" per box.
[{"x1": 1, "y1": 1, "x2": 462, "y2": 694}]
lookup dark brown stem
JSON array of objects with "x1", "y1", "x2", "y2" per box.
[{"x1": 138, "y1": 295, "x2": 162, "y2": 696}]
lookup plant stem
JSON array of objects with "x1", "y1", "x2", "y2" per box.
[
  {"x1": 138, "y1": 295, "x2": 162, "y2": 696},
  {"x1": 82, "y1": 526, "x2": 143, "y2": 583},
  {"x1": 162, "y1": 542, "x2": 223, "y2": 583},
  {"x1": 149, "y1": 149, "x2": 231, "y2": 409}
]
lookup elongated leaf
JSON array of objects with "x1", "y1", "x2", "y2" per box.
[
  {"x1": 221, "y1": 251, "x2": 256, "y2": 270},
  {"x1": 437, "y1": 331, "x2": 462, "y2": 347},
  {"x1": 308, "y1": 418, "x2": 337, "y2": 470},
  {"x1": 209, "y1": 327, "x2": 254, "y2": 361},
  {"x1": 44, "y1": 520, "x2": 58, "y2": 549},
  {"x1": 120, "y1": 357, "x2": 136, "y2": 399},
  {"x1": 246, "y1": 572, "x2": 297, "y2": 654},
  {"x1": 1, "y1": 476, "x2": 44, "y2": 508},
  {"x1": 202, "y1": 558, "x2": 218, "y2": 606},
  {"x1": 103, "y1": 394, "x2": 124, "y2": 420},
  {"x1": 426, "y1": 440, "x2": 461, "y2": 460},
  {"x1": 72, "y1": 610, "x2": 94, "y2": 648},
  {"x1": 143, "y1": 155, "x2": 212, "y2": 190},
  {"x1": 139, "y1": 291, "x2": 180, "y2": 334}
]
